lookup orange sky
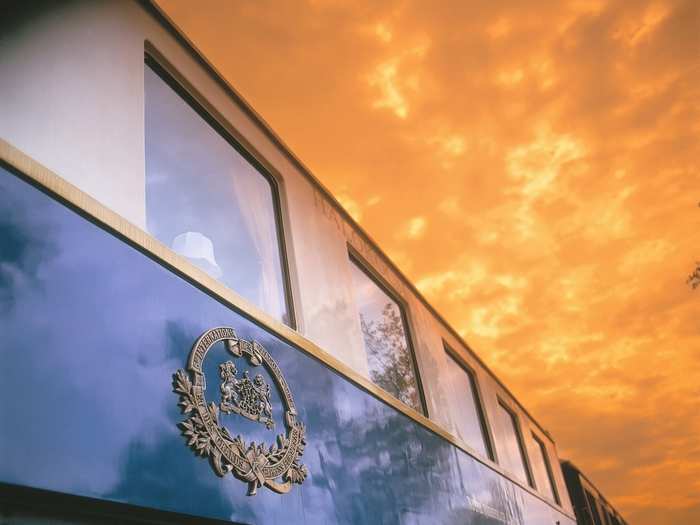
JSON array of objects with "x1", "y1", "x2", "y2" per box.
[{"x1": 159, "y1": 1, "x2": 700, "y2": 523}]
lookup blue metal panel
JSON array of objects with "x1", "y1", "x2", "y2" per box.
[{"x1": 0, "y1": 166, "x2": 573, "y2": 525}]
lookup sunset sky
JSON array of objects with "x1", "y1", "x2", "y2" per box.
[{"x1": 158, "y1": 1, "x2": 699, "y2": 523}]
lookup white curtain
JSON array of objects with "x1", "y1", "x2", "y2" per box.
[{"x1": 230, "y1": 160, "x2": 284, "y2": 320}]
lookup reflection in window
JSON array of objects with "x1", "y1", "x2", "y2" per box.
[
  {"x1": 349, "y1": 257, "x2": 424, "y2": 413},
  {"x1": 443, "y1": 348, "x2": 493, "y2": 459},
  {"x1": 531, "y1": 433, "x2": 560, "y2": 504},
  {"x1": 144, "y1": 60, "x2": 291, "y2": 325},
  {"x1": 495, "y1": 402, "x2": 533, "y2": 487}
]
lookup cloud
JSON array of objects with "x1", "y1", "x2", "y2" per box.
[
  {"x1": 367, "y1": 38, "x2": 430, "y2": 120},
  {"x1": 373, "y1": 22, "x2": 393, "y2": 43},
  {"x1": 400, "y1": 216, "x2": 427, "y2": 239},
  {"x1": 368, "y1": 59, "x2": 410, "y2": 119},
  {"x1": 336, "y1": 193, "x2": 363, "y2": 222}
]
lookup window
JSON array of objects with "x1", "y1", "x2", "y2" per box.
[
  {"x1": 495, "y1": 401, "x2": 534, "y2": 487},
  {"x1": 349, "y1": 255, "x2": 425, "y2": 414},
  {"x1": 584, "y1": 489, "x2": 604, "y2": 525},
  {"x1": 602, "y1": 508, "x2": 613, "y2": 525},
  {"x1": 531, "y1": 433, "x2": 561, "y2": 504},
  {"x1": 144, "y1": 58, "x2": 293, "y2": 326},
  {"x1": 443, "y1": 346, "x2": 494, "y2": 459}
]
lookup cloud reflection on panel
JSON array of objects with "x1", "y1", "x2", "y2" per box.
[{"x1": 0, "y1": 171, "x2": 178, "y2": 496}]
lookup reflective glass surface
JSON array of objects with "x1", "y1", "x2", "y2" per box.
[
  {"x1": 531, "y1": 434, "x2": 559, "y2": 503},
  {"x1": 0, "y1": 166, "x2": 574, "y2": 525},
  {"x1": 145, "y1": 62, "x2": 291, "y2": 325},
  {"x1": 349, "y1": 257, "x2": 422, "y2": 413},
  {"x1": 495, "y1": 403, "x2": 532, "y2": 487},
  {"x1": 444, "y1": 351, "x2": 491, "y2": 459}
]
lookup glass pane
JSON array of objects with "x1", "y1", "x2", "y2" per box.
[
  {"x1": 585, "y1": 490, "x2": 604, "y2": 525},
  {"x1": 444, "y1": 352, "x2": 490, "y2": 458},
  {"x1": 144, "y1": 62, "x2": 290, "y2": 325},
  {"x1": 495, "y1": 403, "x2": 531, "y2": 485},
  {"x1": 349, "y1": 259, "x2": 423, "y2": 413},
  {"x1": 532, "y1": 434, "x2": 559, "y2": 503}
]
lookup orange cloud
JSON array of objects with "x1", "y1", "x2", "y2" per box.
[{"x1": 159, "y1": 1, "x2": 700, "y2": 523}]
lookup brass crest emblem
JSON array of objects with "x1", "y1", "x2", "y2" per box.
[{"x1": 173, "y1": 327, "x2": 307, "y2": 495}]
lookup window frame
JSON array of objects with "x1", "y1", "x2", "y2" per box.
[
  {"x1": 496, "y1": 398, "x2": 536, "y2": 488},
  {"x1": 531, "y1": 431, "x2": 561, "y2": 505},
  {"x1": 348, "y1": 248, "x2": 428, "y2": 416},
  {"x1": 143, "y1": 52, "x2": 297, "y2": 329},
  {"x1": 584, "y1": 488, "x2": 604, "y2": 525},
  {"x1": 443, "y1": 343, "x2": 496, "y2": 461}
]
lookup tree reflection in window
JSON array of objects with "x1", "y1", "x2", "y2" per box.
[{"x1": 350, "y1": 258, "x2": 423, "y2": 414}]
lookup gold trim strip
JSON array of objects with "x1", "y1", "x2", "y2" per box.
[{"x1": 0, "y1": 138, "x2": 574, "y2": 520}]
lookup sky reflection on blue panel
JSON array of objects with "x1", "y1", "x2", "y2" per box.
[{"x1": 0, "y1": 166, "x2": 573, "y2": 525}]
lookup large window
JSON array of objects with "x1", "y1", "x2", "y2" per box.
[
  {"x1": 495, "y1": 401, "x2": 534, "y2": 487},
  {"x1": 531, "y1": 432, "x2": 561, "y2": 504},
  {"x1": 443, "y1": 346, "x2": 493, "y2": 459},
  {"x1": 144, "y1": 58, "x2": 292, "y2": 325},
  {"x1": 349, "y1": 255, "x2": 425, "y2": 414}
]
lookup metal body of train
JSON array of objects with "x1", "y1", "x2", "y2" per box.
[{"x1": 0, "y1": 2, "x2": 627, "y2": 524}]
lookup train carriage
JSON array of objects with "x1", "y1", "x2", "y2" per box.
[{"x1": 0, "y1": 2, "x2": 624, "y2": 524}]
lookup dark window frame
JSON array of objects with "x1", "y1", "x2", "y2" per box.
[
  {"x1": 144, "y1": 51, "x2": 296, "y2": 329},
  {"x1": 602, "y1": 508, "x2": 612, "y2": 525},
  {"x1": 497, "y1": 398, "x2": 536, "y2": 488},
  {"x1": 532, "y1": 431, "x2": 561, "y2": 505},
  {"x1": 443, "y1": 343, "x2": 496, "y2": 461},
  {"x1": 584, "y1": 488, "x2": 604, "y2": 525},
  {"x1": 348, "y1": 247, "x2": 428, "y2": 416}
]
